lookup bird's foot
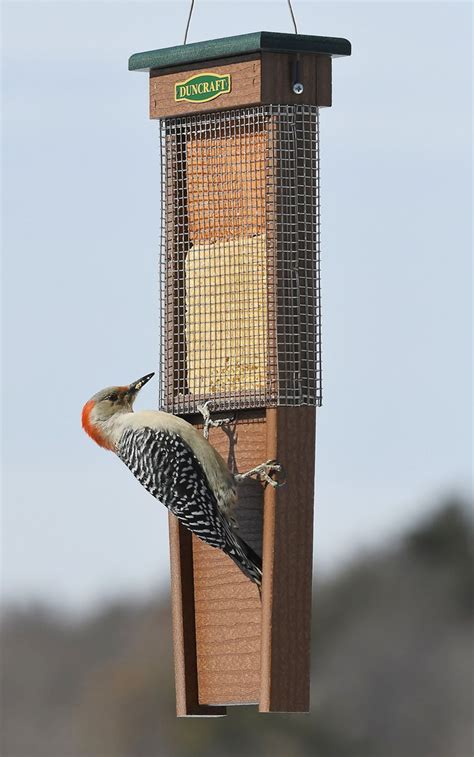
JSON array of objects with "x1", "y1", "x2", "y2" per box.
[
  {"x1": 235, "y1": 459, "x2": 285, "y2": 488},
  {"x1": 197, "y1": 400, "x2": 235, "y2": 440}
]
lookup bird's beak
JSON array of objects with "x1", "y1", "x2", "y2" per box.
[{"x1": 128, "y1": 372, "x2": 155, "y2": 395}]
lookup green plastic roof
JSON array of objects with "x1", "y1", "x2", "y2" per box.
[{"x1": 129, "y1": 31, "x2": 351, "y2": 72}]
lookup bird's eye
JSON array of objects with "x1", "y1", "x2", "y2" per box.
[{"x1": 107, "y1": 393, "x2": 118, "y2": 402}]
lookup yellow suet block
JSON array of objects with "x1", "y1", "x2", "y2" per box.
[{"x1": 186, "y1": 233, "x2": 268, "y2": 397}]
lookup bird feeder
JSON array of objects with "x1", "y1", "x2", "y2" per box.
[{"x1": 129, "y1": 30, "x2": 351, "y2": 716}]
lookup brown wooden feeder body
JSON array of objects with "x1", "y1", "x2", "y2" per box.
[{"x1": 129, "y1": 31, "x2": 351, "y2": 716}]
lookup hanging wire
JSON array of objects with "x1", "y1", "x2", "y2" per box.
[
  {"x1": 183, "y1": 0, "x2": 298, "y2": 44},
  {"x1": 287, "y1": 0, "x2": 298, "y2": 34},
  {"x1": 183, "y1": 0, "x2": 195, "y2": 44}
]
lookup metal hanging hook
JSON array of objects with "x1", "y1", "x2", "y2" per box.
[{"x1": 184, "y1": 0, "x2": 195, "y2": 45}]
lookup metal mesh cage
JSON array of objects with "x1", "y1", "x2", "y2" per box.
[{"x1": 158, "y1": 104, "x2": 321, "y2": 415}]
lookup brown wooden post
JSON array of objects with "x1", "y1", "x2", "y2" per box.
[{"x1": 129, "y1": 31, "x2": 351, "y2": 716}]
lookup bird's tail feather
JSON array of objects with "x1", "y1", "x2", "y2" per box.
[{"x1": 225, "y1": 531, "x2": 262, "y2": 587}]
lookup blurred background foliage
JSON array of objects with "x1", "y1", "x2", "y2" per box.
[{"x1": 2, "y1": 497, "x2": 472, "y2": 757}]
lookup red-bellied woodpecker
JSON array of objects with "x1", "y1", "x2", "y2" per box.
[{"x1": 81, "y1": 372, "x2": 282, "y2": 587}]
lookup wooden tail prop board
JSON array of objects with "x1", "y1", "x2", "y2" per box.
[{"x1": 168, "y1": 406, "x2": 316, "y2": 715}]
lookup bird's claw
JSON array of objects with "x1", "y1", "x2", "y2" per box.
[
  {"x1": 197, "y1": 400, "x2": 235, "y2": 439},
  {"x1": 235, "y1": 459, "x2": 286, "y2": 488},
  {"x1": 257, "y1": 459, "x2": 285, "y2": 488}
]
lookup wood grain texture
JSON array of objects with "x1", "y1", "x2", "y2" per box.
[
  {"x1": 150, "y1": 52, "x2": 333, "y2": 119},
  {"x1": 186, "y1": 127, "x2": 267, "y2": 243},
  {"x1": 150, "y1": 57, "x2": 261, "y2": 119},
  {"x1": 260, "y1": 406, "x2": 316, "y2": 712},
  {"x1": 168, "y1": 515, "x2": 226, "y2": 716},
  {"x1": 261, "y1": 52, "x2": 332, "y2": 107},
  {"x1": 169, "y1": 407, "x2": 316, "y2": 712},
  {"x1": 192, "y1": 412, "x2": 265, "y2": 705}
]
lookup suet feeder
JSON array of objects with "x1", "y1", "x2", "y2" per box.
[{"x1": 129, "y1": 30, "x2": 351, "y2": 716}]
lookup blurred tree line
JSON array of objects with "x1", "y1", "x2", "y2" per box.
[{"x1": 2, "y1": 499, "x2": 473, "y2": 757}]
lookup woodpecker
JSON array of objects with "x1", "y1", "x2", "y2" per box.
[{"x1": 82, "y1": 372, "x2": 282, "y2": 588}]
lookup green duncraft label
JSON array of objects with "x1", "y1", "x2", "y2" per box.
[{"x1": 174, "y1": 73, "x2": 232, "y2": 103}]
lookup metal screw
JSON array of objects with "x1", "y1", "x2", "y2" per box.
[{"x1": 293, "y1": 82, "x2": 304, "y2": 95}]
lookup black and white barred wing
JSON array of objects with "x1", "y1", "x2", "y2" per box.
[
  {"x1": 117, "y1": 426, "x2": 262, "y2": 585},
  {"x1": 117, "y1": 426, "x2": 227, "y2": 548}
]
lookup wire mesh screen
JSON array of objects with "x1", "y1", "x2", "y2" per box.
[{"x1": 159, "y1": 104, "x2": 321, "y2": 415}]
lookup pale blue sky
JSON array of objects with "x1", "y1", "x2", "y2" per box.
[{"x1": 2, "y1": 1, "x2": 472, "y2": 613}]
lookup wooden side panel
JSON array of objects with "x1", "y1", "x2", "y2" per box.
[
  {"x1": 192, "y1": 413, "x2": 265, "y2": 705},
  {"x1": 315, "y1": 55, "x2": 332, "y2": 107},
  {"x1": 168, "y1": 516, "x2": 226, "y2": 716},
  {"x1": 261, "y1": 52, "x2": 332, "y2": 107},
  {"x1": 260, "y1": 406, "x2": 316, "y2": 712}
]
